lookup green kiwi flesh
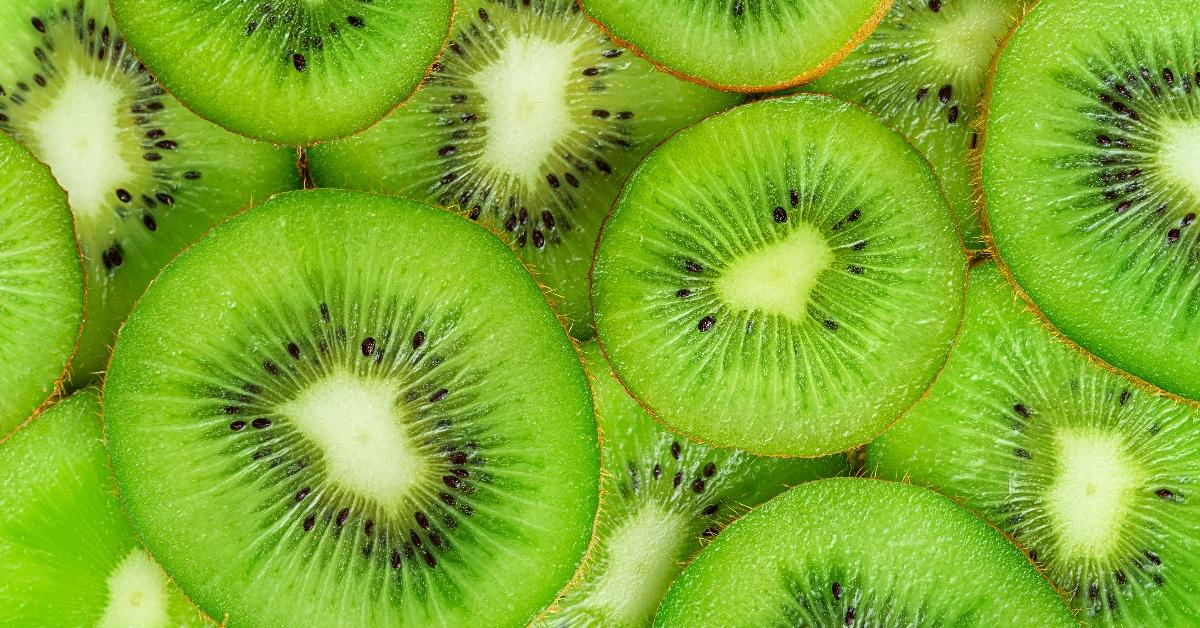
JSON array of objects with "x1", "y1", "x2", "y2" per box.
[
  {"x1": 655, "y1": 478, "x2": 1074, "y2": 626},
  {"x1": 982, "y1": 0, "x2": 1200, "y2": 401},
  {"x1": 0, "y1": 0, "x2": 300, "y2": 385},
  {"x1": 103, "y1": 190, "x2": 599, "y2": 626},
  {"x1": 307, "y1": 0, "x2": 739, "y2": 339},
  {"x1": 591, "y1": 94, "x2": 966, "y2": 456},
  {"x1": 870, "y1": 261, "x2": 1200, "y2": 625}
]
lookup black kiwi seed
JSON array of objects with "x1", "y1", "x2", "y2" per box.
[
  {"x1": 229, "y1": 420, "x2": 246, "y2": 431},
  {"x1": 347, "y1": 15, "x2": 365, "y2": 28},
  {"x1": 676, "y1": 289, "x2": 692, "y2": 299},
  {"x1": 938, "y1": 84, "x2": 952, "y2": 103},
  {"x1": 287, "y1": 342, "x2": 301, "y2": 359},
  {"x1": 361, "y1": 337, "x2": 376, "y2": 357},
  {"x1": 773, "y1": 206, "x2": 788, "y2": 223},
  {"x1": 670, "y1": 441, "x2": 681, "y2": 460},
  {"x1": 251, "y1": 418, "x2": 272, "y2": 429},
  {"x1": 832, "y1": 581, "x2": 843, "y2": 600},
  {"x1": 928, "y1": 0, "x2": 942, "y2": 11},
  {"x1": 295, "y1": 487, "x2": 310, "y2": 502},
  {"x1": 116, "y1": 188, "x2": 132, "y2": 203},
  {"x1": 823, "y1": 319, "x2": 839, "y2": 331},
  {"x1": 844, "y1": 607, "x2": 856, "y2": 625},
  {"x1": 303, "y1": 515, "x2": 315, "y2": 531},
  {"x1": 697, "y1": 316, "x2": 716, "y2": 333},
  {"x1": 685, "y1": 260, "x2": 703, "y2": 273}
]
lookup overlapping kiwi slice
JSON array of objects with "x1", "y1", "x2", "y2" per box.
[
  {"x1": 656, "y1": 478, "x2": 1075, "y2": 626},
  {"x1": 0, "y1": 132, "x2": 83, "y2": 436},
  {"x1": 981, "y1": 0, "x2": 1200, "y2": 401},
  {"x1": 103, "y1": 190, "x2": 600, "y2": 626},
  {"x1": 808, "y1": 0, "x2": 1032, "y2": 247},
  {"x1": 870, "y1": 260, "x2": 1200, "y2": 624},
  {"x1": 591, "y1": 94, "x2": 966, "y2": 457},
  {"x1": 544, "y1": 342, "x2": 847, "y2": 627},
  {"x1": 307, "y1": 0, "x2": 738, "y2": 338},
  {"x1": 0, "y1": 0, "x2": 300, "y2": 384},
  {"x1": 109, "y1": 0, "x2": 453, "y2": 144}
]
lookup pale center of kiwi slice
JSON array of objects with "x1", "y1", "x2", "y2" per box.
[
  {"x1": 715, "y1": 224, "x2": 833, "y2": 322},
  {"x1": 98, "y1": 549, "x2": 171, "y2": 628},
  {"x1": 927, "y1": 0, "x2": 1014, "y2": 81},
  {"x1": 1046, "y1": 429, "x2": 1143, "y2": 560},
  {"x1": 588, "y1": 502, "x2": 691, "y2": 623},
  {"x1": 1156, "y1": 118, "x2": 1200, "y2": 200}
]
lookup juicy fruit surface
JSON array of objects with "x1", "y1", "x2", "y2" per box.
[
  {"x1": 579, "y1": 0, "x2": 889, "y2": 89},
  {"x1": 546, "y1": 343, "x2": 847, "y2": 627},
  {"x1": 0, "y1": 0, "x2": 300, "y2": 383},
  {"x1": 309, "y1": 0, "x2": 737, "y2": 338},
  {"x1": 870, "y1": 262, "x2": 1200, "y2": 625},
  {"x1": 656, "y1": 478, "x2": 1074, "y2": 627},
  {"x1": 982, "y1": 0, "x2": 1200, "y2": 401},
  {"x1": 103, "y1": 190, "x2": 599, "y2": 627},
  {"x1": 591, "y1": 94, "x2": 966, "y2": 456},
  {"x1": 110, "y1": 0, "x2": 453, "y2": 144},
  {"x1": 0, "y1": 391, "x2": 206, "y2": 627},
  {"x1": 0, "y1": 133, "x2": 82, "y2": 436}
]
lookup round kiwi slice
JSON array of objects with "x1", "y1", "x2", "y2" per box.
[
  {"x1": 307, "y1": 0, "x2": 739, "y2": 339},
  {"x1": 577, "y1": 0, "x2": 892, "y2": 91},
  {"x1": 545, "y1": 342, "x2": 847, "y2": 627},
  {"x1": 591, "y1": 94, "x2": 966, "y2": 457},
  {"x1": 656, "y1": 478, "x2": 1075, "y2": 626},
  {"x1": 0, "y1": 132, "x2": 83, "y2": 437},
  {"x1": 0, "y1": 0, "x2": 300, "y2": 385},
  {"x1": 109, "y1": 0, "x2": 453, "y2": 145},
  {"x1": 0, "y1": 390, "x2": 209, "y2": 626},
  {"x1": 103, "y1": 190, "x2": 599, "y2": 625},
  {"x1": 981, "y1": 0, "x2": 1200, "y2": 401},
  {"x1": 870, "y1": 260, "x2": 1200, "y2": 625},
  {"x1": 807, "y1": 0, "x2": 1032, "y2": 248}
]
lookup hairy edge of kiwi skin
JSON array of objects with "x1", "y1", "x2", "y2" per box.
[
  {"x1": 587, "y1": 92, "x2": 972, "y2": 459},
  {"x1": 576, "y1": 0, "x2": 896, "y2": 93}
]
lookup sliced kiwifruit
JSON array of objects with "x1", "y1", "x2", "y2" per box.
[
  {"x1": 544, "y1": 342, "x2": 848, "y2": 627},
  {"x1": 0, "y1": 0, "x2": 300, "y2": 385},
  {"x1": 870, "y1": 260, "x2": 1200, "y2": 624},
  {"x1": 981, "y1": 0, "x2": 1200, "y2": 401},
  {"x1": 807, "y1": 0, "x2": 1032, "y2": 247},
  {"x1": 109, "y1": 0, "x2": 453, "y2": 144},
  {"x1": 103, "y1": 190, "x2": 599, "y2": 625},
  {"x1": 0, "y1": 390, "x2": 209, "y2": 626},
  {"x1": 307, "y1": 0, "x2": 739, "y2": 339},
  {"x1": 591, "y1": 94, "x2": 966, "y2": 457},
  {"x1": 656, "y1": 478, "x2": 1074, "y2": 626},
  {"x1": 0, "y1": 132, "x2": 83, "y2": 437}
]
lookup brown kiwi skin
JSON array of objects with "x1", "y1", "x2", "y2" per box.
[
  {"x1": 587, "y1": 92, "x2": 971, "y2": 459},
  {"x1": 576, "y1": 0, "x2": 895, "y2": 94}
]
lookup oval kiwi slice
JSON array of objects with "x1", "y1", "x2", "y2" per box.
[
  {"x1": 103, "y1": 190, "x2": 599, "y2": 625},
  {"x1": 981, "y1": 0, "x2": 1200, "y2": 401},
  {"x1": 870, "y1": 261, "x2": 1200, "y2": 625},
  {"x1": 109, "y1": 0, "x2": 453, "y2": 144},
  {"x1": 0, "y1": 132, "x2": 82, "y2": 437},
  {"x1": 591, "y1": 94, "x2": 966, "y2": 457},
  {"x1": 656, "y1": 478, "x2": 1075, "y2": 626}
]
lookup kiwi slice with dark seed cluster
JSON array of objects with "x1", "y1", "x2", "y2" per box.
[
  {"x1": 307, "y1": 0, "x2": 738, "y2": 338},
  {"x1": 0, "y1": 132, "x2": 83, "y2": 437},
  {"x1": 544, "y1": 342, "x2": 848, "y2": 627},
  {"x1": 591, "y1": 94, "x2": 966, "y2": 457},
  {"x1": 110, "y1": 0, "x2": 453, "y2": 144},
  {"x1": 103, "y1": 190, "x2": 600, "y2": 626},
  {"x1": 0, "y1": 0, "x2": 300, "y2": 385},
  {"x1": 870, "y1": 261, "x2": 1200, "y2": 625},
  {"x1": 0, "y1": 390, "x2": 208, "y2": 626},
  {"x1": 981, "y1": 0, "x2": 1200, "y2": 402},
  {"x1": 656, "y1": 478, "x2": 1075, "y2": 626}
]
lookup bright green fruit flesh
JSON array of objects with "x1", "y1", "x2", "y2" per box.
[
  {"x1": 0, "y1": 390, "x2": 207, "y2": 626},
  {"x1": 0, "y1": 0, "x2": 299, "y2": 385},
  {"x1": 0, "y1": 133, "x2": 82, "y2": 436},
  {"x1": 307, "y1": 0, "x2": 738, "y2": 339},
  {"x1": 656, "y1": 478, "x2": 1074, "y2": 627},
  {"x1": 592, "y1": 94, "x2": 966, "y2": 456},
  {"x1": 110, "y1": 0, "x2": 452, "y2": 145},
  {"x1": 546, "y1": 342, "x2": 847, "y2": 627},
  {"x1": 103, "y1": 190, "x2": 599, "y2": 626},
  {"x1": 870, "y1": 261, "x2": 1200, "y2": 625},
  {"x1": 982, "y1": 0, "x2": 1200, "y2": 401}
]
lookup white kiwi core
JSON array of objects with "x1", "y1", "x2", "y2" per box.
[
  {"x1": 98, "y1": 549, "x2": 172, "y2": 628},
  {"x1": 588, "y1": 502, "x2": 690, "y2": 625},
  {"x1": 1046, "y1": 429, "x2": 1142, "y2": 561},
  {"x1": 1158, "y1": 118, "x2": 1200, "y2": 201},
  {"x1": 716, "y1": 224, "x2": 833, "y2": 322}
]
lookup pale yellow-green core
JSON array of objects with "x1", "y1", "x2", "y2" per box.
[
  {"x1": 588, "y1": 503, "x2": 690, "y2": 627},
  {"x1": 1046, "y1": 429, "x2": 1142, "y2": 561},
  {"x1": 98, "y1": 549, "x2": 172, "y2": 628},
  {"x1": 1158, "y1": 118, "x2": 1200, "y2": 201},
  {"x1": 929, "y1": 0, "x2": 1015, "y2": 84},
  {"x1": 716, "y1": 224, "x2": 833, "y2": 322}
]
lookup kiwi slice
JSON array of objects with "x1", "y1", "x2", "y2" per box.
[
  {"x1": 656, "y1": 478, "x2": 1074, "y2": 626},
  {"x1": 981, "y1": 0, "x2": 1200, "y2": 401},
  {"x1": 0, "y1": 0, "x2": 300, "y2": 384},
  {"x1": 545, "y1": 342, "x2": 848, "y2": 627},
  {"x1": 870, "y1": 260, "x2": 1200, "y2": 624},
  {"x1": 591, "y1": 94, "x2": 966, "y2": 457},
  {"x1": 807, "y1": 0, "x2": 1032, "y2": 247},
  {"x1": 109, "y1": 0, "x2": 453, "y2": 145},
  {"x1": 307, "y1": 0, "x2": 738, "y2": 338},
  {"x1": 0, "y1": 132, "x2": 83, "y2": 436},
  {"x1": 0, "y1": 390, "x2": 208, "y2": 625},
  {"x1": 103, "y1": 190, "x2": 599, "y2": 625}
]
